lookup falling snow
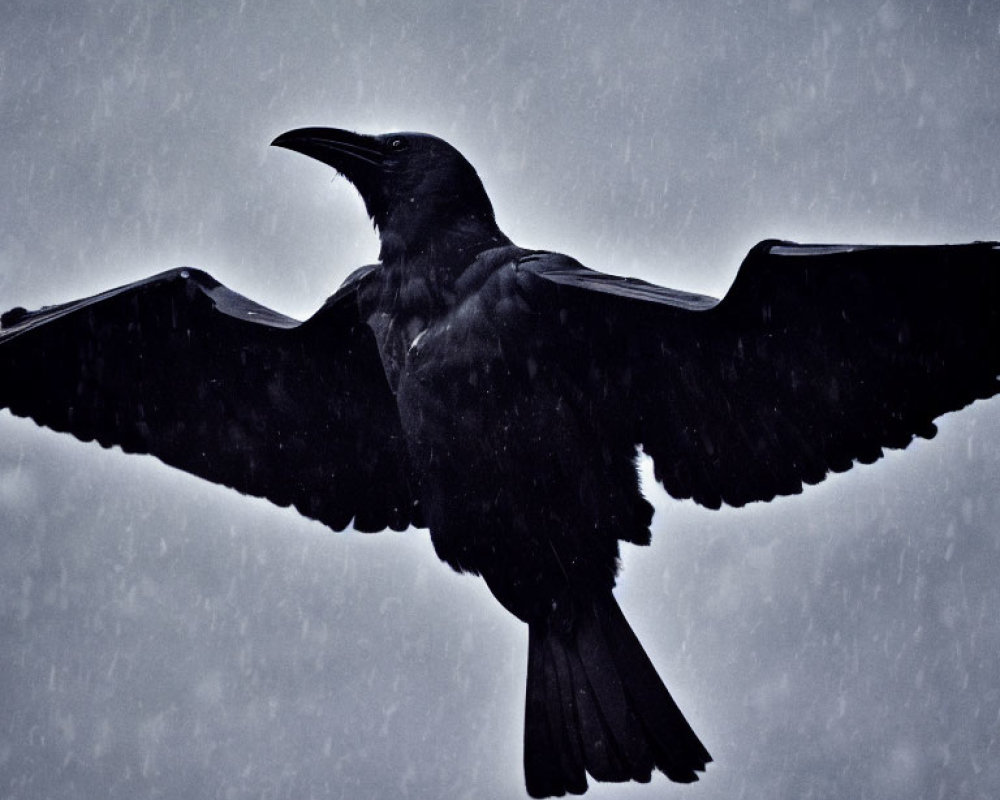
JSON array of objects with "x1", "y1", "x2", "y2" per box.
[{"x1": 2, "y1": 2, "x2": 1000, "y2": 798}]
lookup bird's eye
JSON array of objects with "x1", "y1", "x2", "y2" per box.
[{"x1": 388, "y1": 136, "x2": 408, "y2": 152}]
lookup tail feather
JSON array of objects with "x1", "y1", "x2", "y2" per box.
[
  {"x1": 525, "y1": 636, "x2": 584, "y2": 797},
  {"x1": 544, "y1": 637, "x2": 589, "y2": 779},
  {"x1": 601, "y1": 598, "x2": 711, "y2": 781},
  {"x1": 574, "y1": 611, "x2": 653, "y2": 780},
  {"x1": 541, "y1": 638, "x2": 589, "y2": 793},
  {"x1": 524, "y1": 595, "x2": 710, "y2": 798},
  {"x1": 559, "y1": 633, "x2": 631, "y2": 781}
]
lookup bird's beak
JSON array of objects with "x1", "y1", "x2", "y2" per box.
[{"x1": 270, "y1": 128, "x2": 385, "y2": 175}]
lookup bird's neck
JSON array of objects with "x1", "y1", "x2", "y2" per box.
[
  {"x1": 376, "y1": 213, "x2": 512, "y2": 311},
  {"x1": 362, "y1": 216, "x2": 513, "y2": 394},
  {"x1": 379, "y1": 211, "x2": 508, "y2": 263}
]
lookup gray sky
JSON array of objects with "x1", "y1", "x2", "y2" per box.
[{"x1": 1, "y1": 2, "x2": 999, "y2": 798}]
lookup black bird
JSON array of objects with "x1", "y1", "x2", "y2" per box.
[{"x1": 2, "y1": 128, "x2": 998, "y2": 797}]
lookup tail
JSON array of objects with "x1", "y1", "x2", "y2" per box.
[{"x1": 523, "y1": 595, "x2": 711, "y2": 798}]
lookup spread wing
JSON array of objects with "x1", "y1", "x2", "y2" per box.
[
  {"x1": 519, "y1": 240, "x2": 1000, "y2": 509},
  {"x1": 0, "y1": 267, "x2": 418, "y2": 532}
]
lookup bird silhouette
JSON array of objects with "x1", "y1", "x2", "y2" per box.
[{"x1": 2, "y1": 128, "x2": 998, "y2": 796}]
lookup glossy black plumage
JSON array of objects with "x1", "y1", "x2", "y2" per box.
[
  {"x1": 2, "y1": 129, "x2": 998, "y2": 796},
  {"x1": 1, "y1": 268, "x2": 417, "y2": 533}
]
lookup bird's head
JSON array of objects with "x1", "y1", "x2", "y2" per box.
[{"x1": 271, "y1": 127, "x2": 505, "y2": 258}]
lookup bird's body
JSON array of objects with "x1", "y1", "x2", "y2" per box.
[
  {"x1": 2, "y1": 128, "x2": 998, "y2": 796},
  {"x1": 351, "y1": 236, "x2": 715, "y2": 791},
  {"x1": 366, "y1": 243, "x2": 638, "y2": 603}
]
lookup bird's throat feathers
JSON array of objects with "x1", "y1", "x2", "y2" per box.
[{"x1": 376, "y1": 210, "x2": 512, "y2": 281}]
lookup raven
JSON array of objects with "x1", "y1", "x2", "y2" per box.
[{"x1": 1, "y1": 128, "x2": 998, "y2": 796}]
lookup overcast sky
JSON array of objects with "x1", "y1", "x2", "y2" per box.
[{"x1": 1, "y1": 2, "x2": 999, "y2": 798}]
